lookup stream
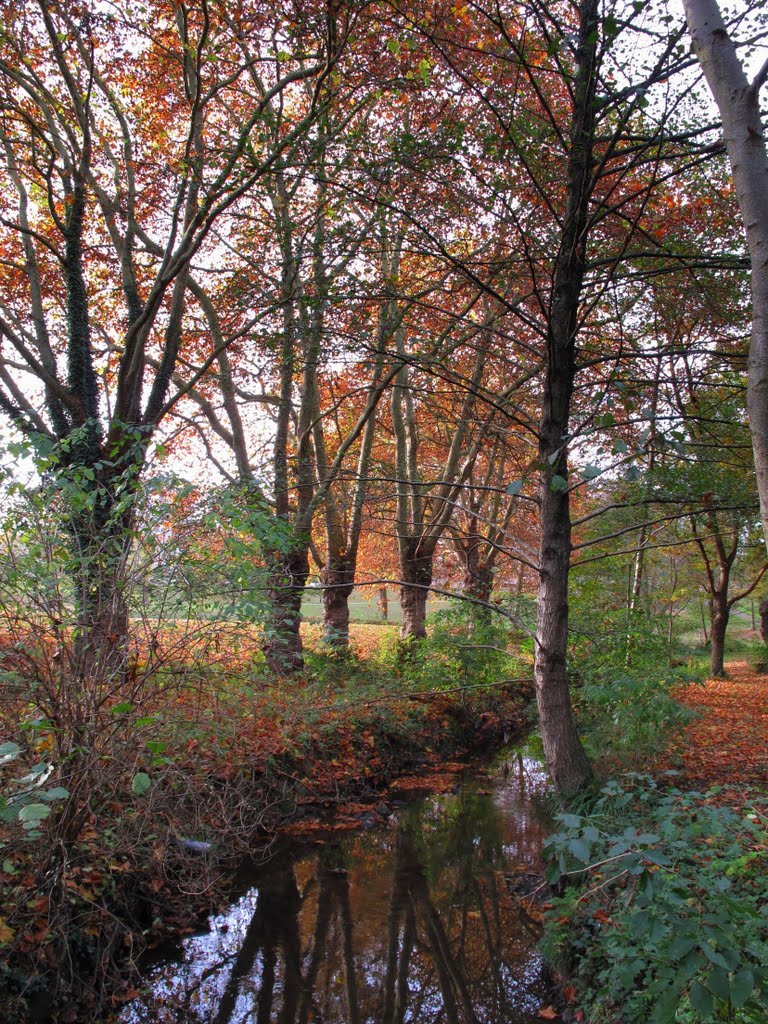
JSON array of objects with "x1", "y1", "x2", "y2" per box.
[{"x1": 119, "y1": 740, "x2": 552, "y2": 1024}]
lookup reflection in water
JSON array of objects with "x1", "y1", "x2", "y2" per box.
[{"x1": 121, "y1": 746, "x2": 550, "y2": 1024}]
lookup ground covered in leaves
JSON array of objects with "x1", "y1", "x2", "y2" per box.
[
  {"x1": 660, "y1": 660, "x2": 768, "y2": 802},
  {"x1": 542, "y1": 660, "x2": 768, "y2": 1024}
]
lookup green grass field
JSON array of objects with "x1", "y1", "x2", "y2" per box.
[{"x1": 300, "y1": 586, "x2": 453, "y2": 624}]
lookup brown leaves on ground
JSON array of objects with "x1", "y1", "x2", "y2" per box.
[{"x1": 662, "y1": 661, "x2": 768, "y2": 798}]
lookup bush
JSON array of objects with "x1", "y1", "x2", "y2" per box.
[
  {"x1": 541, "y1": 775, "x2": 768, "y2": 1023},
  {"x1": 572, "y1": 668, "x2": 701, "y2": 766},
  {"x1": 375, "y1": 599, "x2": 526, "y2": 695}
]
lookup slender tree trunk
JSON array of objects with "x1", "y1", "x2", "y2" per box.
[
  {"x1": 377, "y1": 586, "x2": 389, "y2": 622},
  {"x1": 700, "y1": 596, "x2": 710, "y2": 645},
  {"x1": 532, "y1": 0, "x2": 597, "y2": 794},
  {"x1": 535, "y1": 466, "x2": 592, "y2": 793}
]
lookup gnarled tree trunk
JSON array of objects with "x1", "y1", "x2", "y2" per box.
[{"x1": 321, "y1": 558, "x2": 356, "y2": 648}]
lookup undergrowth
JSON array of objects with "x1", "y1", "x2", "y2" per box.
[{"x1": 541, "y1": 776, "x2": 768, "y2": 1023}]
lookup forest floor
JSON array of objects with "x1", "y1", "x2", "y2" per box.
[{"x1": 659, "y1": 659, "x2": 768, "y2": 806}]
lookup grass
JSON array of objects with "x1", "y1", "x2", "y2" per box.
[{"x1": 299, "y1": 586, "x2": 453, "y2": 625}]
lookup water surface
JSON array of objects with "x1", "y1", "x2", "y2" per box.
[{"x1": 121, "y1": 743, "x2": 551, "y2": 1023}]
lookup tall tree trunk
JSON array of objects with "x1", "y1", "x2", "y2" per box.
[
  {"x1": 535, "y1": 453, "x2": 592, "y2": 793},
  {"x1": 263, "y1": 548, "x2": 310, "y2": 675},
  {"x1": 321, "y1": 557, "x2": 356, "y2": 648},
  {"x1": 532, "y1": 0, "x2": 598, "y2": 794},
  {"x1": 400, "y1": 544, "x2": 433, "y2": 641},
  {"x1": 682, "y1": 0, "x2": 768, "y2": 554},
  {"x1": 709, "y1": 593, "x2": 729, "y2": 678}
]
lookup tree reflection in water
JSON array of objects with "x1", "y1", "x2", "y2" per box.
[{"x1": 122, "y1": 750, "x2": 550, "y2": 1024}]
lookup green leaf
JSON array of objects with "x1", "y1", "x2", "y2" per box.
[
  {"x1": 702, "y1": 943, "x2": 738, "y2": 971},
  {"x1": 689, "y1": 980, "x2": 713, "y2": 1017},
  {"x1": 603, "y1": 13, "x2": 619, "y2": 38},
  {"x1": 40, "y1": 787, "x2": 69, "y2": 802},
  {"x1": 706, "y1": 967, "x2": 729, "y2": 1001},
  {"x1": 648, "y1": 985, "x2": 679, "y2": 1024},
  {"x1": 583, "y1": 464, "x2": 601, "y2": 479},
  {"x1": 568, "y1": 837, "x2": 591, "y2": 864},
  {"x1": 0, "y1": 742, "x2": 21, "y2": 764},
  {"x1": 668, "y1": 936, "x2": 696, "y2": 959},
  {"x1": 557, "y1": 813, "x2": 582, "y2": 829},
  {"x1": 630, "y1": 910, "x2": 651, "y2": 938},
  {"x1": 18, "y1": 803, "x2": 50, "y2": 824},
  {"x1": 110, "y1": 702, "x2": 134, "y2": 715},
  {"x1": 730, "y1": 968, "x2": 754, "y2": 1008},
  {"x1": 550, "y1": 475, "x2": 568, "y2": 492},
  {"x1": 131, "y1": 772, "x2": 151, "y2": 796},
  {"x1": 386, "y1": 38, "x2": 400, "y2": 55},
  {"x1": 613, "y1": 439, "x2": 628, "y2": 454},
  {"x1": 506, "y1": 479, "x2": 523, "y2": 496}
]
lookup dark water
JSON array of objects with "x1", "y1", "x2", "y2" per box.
[{"x1": 120, "y1": 742, "x2": 551, "y2": 1024}]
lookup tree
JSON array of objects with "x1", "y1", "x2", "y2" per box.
[
  {"x1": 668, "y1": 363, "x2": 767, "y2": 676},
  {"x1": 682, "y1": 0, "x2": 768, "y2": 554},
  {"x1": 0, "y1": 0, "x2": 336, "y2": 667}
]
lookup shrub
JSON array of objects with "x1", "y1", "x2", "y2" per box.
[{"x1": 541, "y1": 775, "x2": 768, "y2": 1023}]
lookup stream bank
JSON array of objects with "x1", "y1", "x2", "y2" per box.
[{"x1": 2, "y1": 681, "x2": 535, "y2": 1022}]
